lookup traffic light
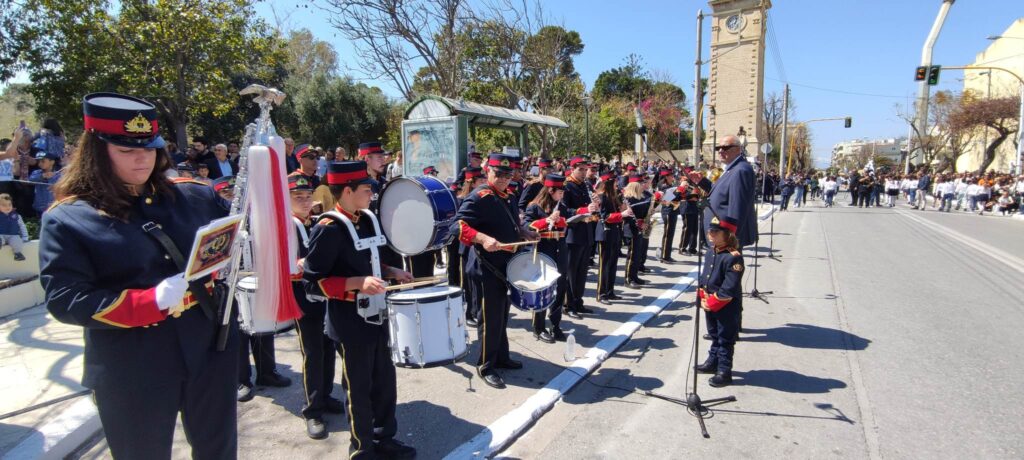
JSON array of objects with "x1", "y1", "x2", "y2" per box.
[
  {"x1": 844, "y1": 117, "x2": 852, "y2": 128},
  {"x1": 927, "y1": 65, "x2": 941, "y2": 86},
  {"x1": 915, "y1": 66, "x2": 928, "y2": 81}
]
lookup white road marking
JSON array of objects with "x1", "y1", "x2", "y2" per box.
[{"x1": 896, "y1": 210, "x2": 1024, "y2": 275}]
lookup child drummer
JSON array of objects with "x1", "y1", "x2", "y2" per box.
[
  {"x1": 302, "y1": 161, "x2": 416, "y2": 459},
  {"x1": 695, "y1": 215, "x2": 744, "y2": 388}
]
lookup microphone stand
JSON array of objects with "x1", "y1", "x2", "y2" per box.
[
  {"x1": 643, "y1": 200, "x2": 735, "y2": 438},
  {"x1": 748, "y1": 154, "x2": 773, "y2": 303}
]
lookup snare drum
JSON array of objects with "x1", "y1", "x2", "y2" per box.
[
  {"x1": 387, "y1": 285, "x2": 468, "y2": 367},
  {"x1": 236, "y1": 276, "x2": 295, "y2": 335},
  {"x1": 379, "y1": 176, "x2": 457, "y2": 256},
  {"x1": 507, "y1": 252, "x2": 560, "y2": 312}
]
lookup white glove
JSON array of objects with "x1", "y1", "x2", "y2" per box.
[{"x1": 155, "y1": 273, "x2": 189, "y2": 311}]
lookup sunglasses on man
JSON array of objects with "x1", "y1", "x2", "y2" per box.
[{"x1": 715, "y1": 144, "x2": 739, "y2": 151}]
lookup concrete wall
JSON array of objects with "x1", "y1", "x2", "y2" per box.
[{"x1": 0, "y1": 241, "x2": 46, "y2": 317}]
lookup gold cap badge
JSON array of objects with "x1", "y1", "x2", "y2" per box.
[{"x1": 124, "y1": 113, "x2": 152, "y2": 134}]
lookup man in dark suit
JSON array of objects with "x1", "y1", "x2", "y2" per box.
[
  {"x1": 703, "y1": 135, "x2": 757, "y2": 248},
  {"x1": 204, "y1": 143, "x2": 239, "y2": 180}
]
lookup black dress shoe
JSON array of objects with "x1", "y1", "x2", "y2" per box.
[
  {"x1": 565, "y1": 310, "x2": 583, "y2": 319},
  {"x1": 597, "y1": 297, "x2": 612, "y2": 305},
  {"x1": 551, "y1": 327, "x2": 567, "y2": 342},
  {"x1": 325, "y1": 397, "x2": 344, "y2": 414},
  {"x1": 687, "y1": 250, "x2": 698, "y2": 256},
  {"x1": 638, "y1": 268, "x2": 652, "y2": 274},
  {"x1": 255, "y1": 372, "x2": 292, "y2": 388},
  {"x1": 709, "y1": 372, "x2": 732, "y2": 388},
  {"x1": 306, "y1": 418, "x2": 327, "y2": 440},
  {"x1": 633, "y1": 278, "x2": 648, "y2": 285},
  {"x1": 607, "y1": 292, "x2": 622, "y2": 300},
  {"x1": 466, "y1": 317, "x2": 479, "y2": 328},
  {"x1": 497, "y1": 359, "x2": 523, "y2": 369},
  {"x1": 478, "y1": 370, "x2": 506, "y2": 389},
  {"x1": 237, "y1": 384, "x2": 254, "y2": 402},
  {"x1": 677, "y1": 248, "x2": 686, "y2": 255},
  {"x1": 375, "y1": 438, "x2": 417, "y2": 460},
  {"x1": 695, "y1": 360, "x2": 717, "y2": 374},
  {"x1": 703, "y1": 333, "x2": 711, "y2": 340},
  {"x1": 533, "y1": 330, "x2": 555, "y2": 343},
  {"x1": 578, "y1": 306, "x2": 594, "y2": 314},
  {"x1": 625, "y1": 281, "x2": 641, "y2": 289},
  {"x1": 659, "y1": 258, "x2": 675, "y2": 264}
]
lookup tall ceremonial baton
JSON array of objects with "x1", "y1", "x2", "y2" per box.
[{"x1": 216, "y1": 85, "x2": 301, "y2": 350}]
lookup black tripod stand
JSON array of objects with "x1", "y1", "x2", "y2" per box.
[
  {"x1": 748, "y1": 155, "x2": 774, "y2": 304},
  {"x1": 644, "y1": 203, "x2": 735, "y2": 438}
]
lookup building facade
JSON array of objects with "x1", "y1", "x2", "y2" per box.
[
  {"x1": 832, "y1": 138, "x2": 907, "y2": 171},
  {"x1": 958, "y1": 18, "x2": 1024, "y2": 173}
]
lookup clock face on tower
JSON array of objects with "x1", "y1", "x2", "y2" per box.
[{"x1": 725, "y1": 14, "x2": 745, "y2": 33}]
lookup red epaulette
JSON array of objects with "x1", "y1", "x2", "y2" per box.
[
  {"x1": 171, "y1": 177, "x2": 210, "y2": 186},
  {"x1": 478, "y1": 189, "x2": 493, "y2": 198}
]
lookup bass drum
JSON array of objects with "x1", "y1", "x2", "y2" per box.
[
  {"x1": 236, "y1": 276, "x2": 295, "y2": 335},
  {"x1": 379, "y1": 176, "x2": 457, "y2": 256}
]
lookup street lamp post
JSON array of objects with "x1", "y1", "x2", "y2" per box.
[{"x1": 582, "y1": 93, "x2": 593, "y2": 154}]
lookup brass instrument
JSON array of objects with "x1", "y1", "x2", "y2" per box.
[{"x1": 641, "y1": 192, "x2": 659, "y2": 238}]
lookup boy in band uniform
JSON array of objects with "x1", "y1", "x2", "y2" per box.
[
  {"x1": 303, "y1": 161, "x2": 416, "y2": 459},
  {"x1": 695, "y1": 215, "x2": 745, "y2": 388}
]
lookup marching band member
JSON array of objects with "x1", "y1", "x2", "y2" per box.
[
  {"x1": 289, "y1": 144, "x2": 321, "y2": 189},
  {"x1": 622, "y1": 174, "x2": 657, "y2": 288},
  {"x1": 39, "y1": 92, "x2": 238, "y2": 458},
  {"x1": 452, "y1": 153, "x2": 539, "y2": 389},
  {"x1": 594, "y1": 170, "x2": 631, "y2": 304},
  {"x1": 695, "y1": 215, "x2": 745, "y2": 388},
  {"x1": 679, "y1": 170, "x2": 712, "y2": 255},
  {"x1": 288, "y1": 175, "x2": 340, "y2": 440},
  {"x1": 360, "y1": 141, "x2": 404, "y2": 271},
  {"x1": 454, "y1": 167, "x2": 485, "y2": 327},
  {"x1": 561, "y1": 156, "x2": 598, "y2": 319},
  {"x1": 523, "y1": 173, "x2": 570, "y2": 343},
  {"x1": 657, "y1": 168, "x2": 682, "y2": 263},
  {"x1": 518, "y1": 157, "x2": 553, "y2": 211},
  {"x1": 303, "y1": 161, "x2": 416, "y2": 459}
]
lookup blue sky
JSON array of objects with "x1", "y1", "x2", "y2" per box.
[{"x1": 257, "y1": 0, "x2": 1022, "y2": 167}]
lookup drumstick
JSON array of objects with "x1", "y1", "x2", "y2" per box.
[
  {"x1": 498, "y1": 240, "x2": 538, "y2": 249},
  {"x1": 384, "y1": 277, "x2": 446, "y2": 292}
]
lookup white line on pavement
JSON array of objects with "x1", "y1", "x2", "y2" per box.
[
  {"x1": 3, "y1": 398, "x2": 101, "y2": 460},
  {"x1": 443, "y1": 268, "x2": 700, "y2": 460},
  {"x1": 896, "y1": 210, "x2": 1024, "y2": 275}
]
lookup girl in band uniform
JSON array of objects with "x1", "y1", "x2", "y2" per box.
[
  {"x1": 523, "y1": 173, "x2": 571, "y2": 343},
  {"x1": 594, "y1": 171, "x2": 632, "y2": 304}
]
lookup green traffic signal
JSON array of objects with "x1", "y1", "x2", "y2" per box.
[{"x1": 927, "y1": 65, "x2": 941, "y2": 86}]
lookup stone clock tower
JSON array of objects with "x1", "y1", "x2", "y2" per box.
[{"x1": 705, "y1": 0, "x2": 771, "y2": 163}]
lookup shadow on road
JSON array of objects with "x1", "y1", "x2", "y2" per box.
[
  {"x1": 741, "y1": 323, "x2": 870, "y2": 351},
  {"x1": 732, "y1": 369, "x2": 847, "y2": 394},
  {"x1": 561, "y1": 367, "x2": 664, "y2": 405},
  {"x1": 396, "y1": 399, "x2": 486, "y2": 459}
]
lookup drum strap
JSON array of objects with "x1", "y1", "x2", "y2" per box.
[
  {"x1": 292, "y1": 217, "x2": 310, "y2": 248},
  {"x1": 141, "y1": 221, "x2": 218, "y2": 322},
  {"x1": 321, "y1": 210, "x2": 388, "y2": 325}
]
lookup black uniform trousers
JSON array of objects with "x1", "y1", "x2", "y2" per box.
[
  {"x1": 294, "y1": 287, "x2": 337, "y2": 420},
  {"x1": 660, "y1": 208, "x2": 678, "y2": 260},
  {"x1": 625, "y1": 234, "x2": 645, "y2": 282},
  {"x1": 238, "y1": 328, "x2": 277, "y2": 385},
  {"x1": 532, "y1": 240, "x2": 566, "y2": 332},
  {"x1": 334, "y1": 310, "x2": 398, "y2": 460},
  {"x1": 680, "y1": 213, "x2": 698, "y2": 253},
  {"x1": 477, "y1": 271, "x2": 512, "y2": 374},
  {"x1": 464, "y1": 253, "x2": 482, "y2": 322},
  {"x1": 596, "y1": 227, "x2": 621, "y2": 299},
  {"x1": 407, "y1": 250, "x2": 439, "y2": 278},
  {"x1": 637, "y1": 234, "x2": 650, "y2": 271},
  {"x1": 446, "y1": 241, "x2": 462, "y2": 289},
  {"x1": 705, "y1": 300, "x2": 741, "y2": 375},
  {"x1": 94, "y1": 324, "x2": 239, "y2": 460},
  {"x1": 565, "y1": 243, "x2": 590, "y2": 313}
]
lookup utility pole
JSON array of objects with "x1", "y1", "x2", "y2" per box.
[
  {"x1": 778, "y1": 84, "x2": 789, "y2": 175},
  {"x1": 694, "y1": 9, "x2": 704, "y2": 166},
  {"x1": 913, "y1": 0, "x2": 955, "y2": 171}
]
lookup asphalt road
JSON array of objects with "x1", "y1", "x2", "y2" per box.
[{"x1": 502, "y1": 202, "x2": 1024, "y2": 459}]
